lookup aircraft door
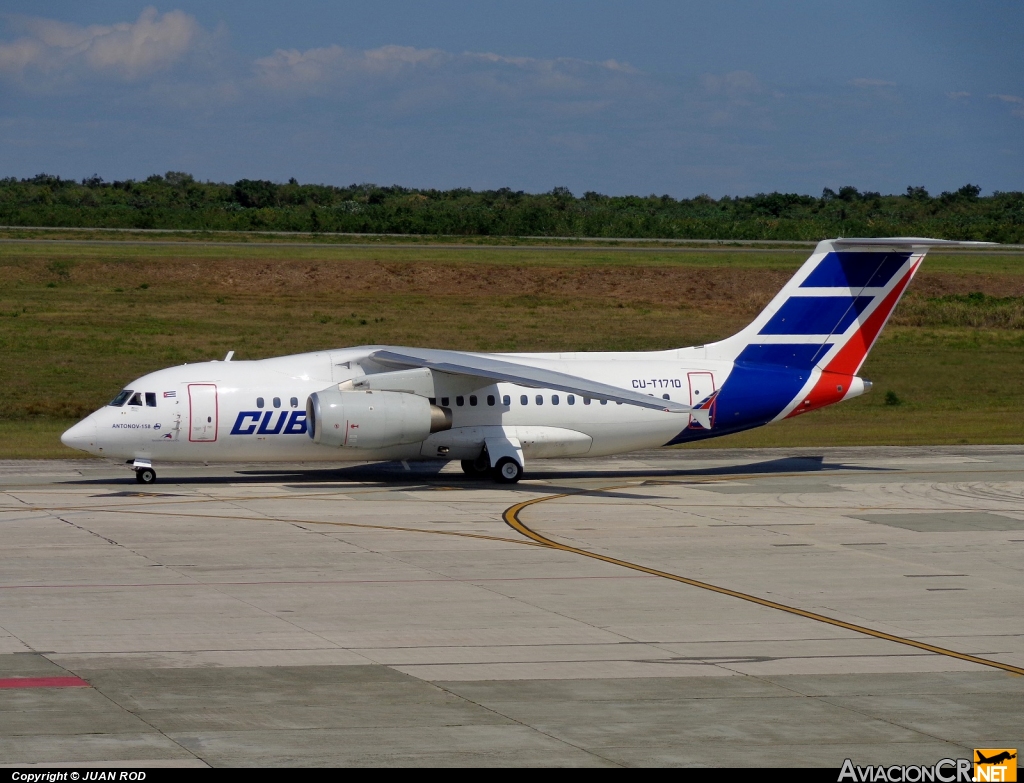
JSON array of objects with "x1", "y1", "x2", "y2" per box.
[
  {"x1": 188, "y1": 384, "x2": 218, "y2": 442},
  {"x1": 687, "y1": 372, "x2": 715, "y2": 430},
  {"x1": 688, "y1": 372, "x2": 715, "y2": 405}
]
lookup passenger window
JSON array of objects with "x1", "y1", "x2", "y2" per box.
[
  {"x1": 600, "y1": 400, "x2": 607, "y2": 405},
  {"x1": 441, "y1": 397, "x2": 449, "y2": 407},
  {"x1": 584, "y1": 397, "x2": 591, "y2": 405},
  {"x1": 290, "y1": 397, "x2": 297, "y2": 408},
  {"x1": 487, "y1": 395, "x2": 495, "y2": 406},
  {"x1": 502, "y1": 395, "x2": 510, "y2": 406},
  {"x1": 109, "y1": 390, "x2": 132, "y2": 407},
  {"x1": 552, "y1": 395, "x2": 559, "y2": 405},
  {"x1": 520, "y1": 395, "x2": 528, "y2": 405},
  {"x1": 127, "y1": 393, "x2": 143, "y2": 407},
  {"x1": 568, "y1": 395, "x2": 575, "y2": 405},
  {"x1": 469, "y1": 395, "x2": 477, "y2": 406},
  {"x1": 663, "y1": 394, "x2": 670, "y2": 400},
  {"x1": 257, "y1": 397, "x2": 264, "y2": 409},
  {"x1": 456, "y1": 396, "x2": 464, "y2": 407},
  {"x1": 536, "y1": 395, "x2": 543, "y2": 405},
  {"x1": 429, "y1": 398, "x2": 436, "y2": 405},
  {"x1": 145, "y1": 392, "x2": 157, "y2": 407},
  {"x1": 273, "y1": 397, "x2": 281, "y2": 408}
]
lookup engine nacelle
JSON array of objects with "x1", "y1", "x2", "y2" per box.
[{"x1": 307, "y1": 388, "x2": 451, "y2": 449}]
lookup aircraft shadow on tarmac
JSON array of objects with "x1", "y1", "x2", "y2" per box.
[
  {"x1": 73, "y1": 455, "x2": 891, "y2": 501},
  {"x1": 239, "y1": 454, "x2": 867, "y2": 482}
]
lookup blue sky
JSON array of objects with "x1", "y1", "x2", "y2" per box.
[{"x1": 1, "y1": 2, "x2": 1021, "y2": 197}]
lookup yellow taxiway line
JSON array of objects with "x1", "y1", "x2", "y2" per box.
[{"x1": 502, "y1": 490, "x2": 1024, "y2": 677}]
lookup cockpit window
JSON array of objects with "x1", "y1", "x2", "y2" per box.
[
  {"x1": 127, "y1": 392, "x2": 143, "y2": 406},
  {"x1": 109, "y1": 390, "x2": 133, "y2": 406},
  {"x1": 145, "y1": 392, "x2": 157, "y2": 407}
]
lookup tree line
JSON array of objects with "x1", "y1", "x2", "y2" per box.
[{"x1": 1, "y1": 173, "x2": 1021, "y2": 242}]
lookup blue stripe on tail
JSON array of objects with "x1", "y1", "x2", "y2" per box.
[
  {"x1": 801, "y1": 252, "x2": 911, "y2": 289},
  {"x1": 759, "y1": 296, "x2": 873, "y2": 335}
]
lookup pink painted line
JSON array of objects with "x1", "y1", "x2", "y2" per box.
[{"x1": 0, "y1": 676, "x2": 90, "y2": 689}]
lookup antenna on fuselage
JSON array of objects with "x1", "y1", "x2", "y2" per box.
[{"x1": 224, "y1": 351, "x2": 235, "y2": 362}]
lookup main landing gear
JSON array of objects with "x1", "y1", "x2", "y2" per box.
[
  {"x1": 460, "y1": 455, "x2": 492, "y2": 478},
  {"x1": 494, "y1": 457, "x2": 523, "y2": 484},
  {"x1": 460, "y1": 450, "x2": 524, "y2": 484}
]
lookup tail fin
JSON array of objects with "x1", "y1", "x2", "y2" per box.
[{"x1": 707, "y1": 237, "x2": 993, "y2": 421}]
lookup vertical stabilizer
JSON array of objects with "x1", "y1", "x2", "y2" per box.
[{"x1": 703, "y1": 237, "x2": 993, "y2": 424}]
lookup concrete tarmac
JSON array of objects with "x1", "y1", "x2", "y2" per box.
[{"x1": 1, "y1": 446, "x2": 1022, "y2": 767}]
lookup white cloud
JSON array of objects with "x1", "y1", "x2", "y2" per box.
[
  {"x1": 990, "y1": 94, "x2": 1024, "y2": 118},
  {"x1": 254, "y1": 44, "x2": 451, "y2": 90},
  {"x1": 947, "y1": 91, "x2": 970, "y2": 99},
  {"x1": 0, "y1": 7, "x2": 202, "y2": 81},
  {"x1": 253, "y1": 43, "x2": 640, "y2": 103}
]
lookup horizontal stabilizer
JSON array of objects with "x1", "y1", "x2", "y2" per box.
[
  {"x1": 687, "y1": 389, "x2": 719, "y2": 430},
  {"x1": 688, "y1": 408, "x2": 711, "y2": 430},
  {"x1": 830, "y1": 237, "x2": 996, "y2": 248},
  {"x1": 370, "y1": 347, "x2": 691, "y2": 413}
]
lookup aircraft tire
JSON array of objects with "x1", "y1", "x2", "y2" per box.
[
  {"x1": 136, "y1": 467, "x2": 157, "y2": 485},
  {"x1": 461, "y1": 457, "x2": 490, "y2": 478},
  {"x1": 494, "y1": 457, "x2": 522, "y2": 484}
]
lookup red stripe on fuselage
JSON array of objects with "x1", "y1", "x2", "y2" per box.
[{"x1": 786, "y1": 259, "x2": 920, "y2": 419}]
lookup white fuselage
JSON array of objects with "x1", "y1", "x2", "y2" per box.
[{"x1": 61, "y1": 345, "x2": 731, "y2": 464}]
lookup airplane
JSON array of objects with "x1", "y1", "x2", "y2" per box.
[
  {"x1": 976, "y1": 752, "x2": 1017, "y2": 765},
  {"x1": 60, "y1": 237, "x2": 991, "y2": 484}
]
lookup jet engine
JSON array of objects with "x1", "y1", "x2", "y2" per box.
[{"x1": 307, "y1": 388, "x2": 452, "y2": 449}]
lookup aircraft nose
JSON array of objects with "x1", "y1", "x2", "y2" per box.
[{"x1": 61, "y1": 419, "x2": 97, "y2": 452}]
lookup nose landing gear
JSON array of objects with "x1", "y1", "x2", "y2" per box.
[{"x1": 131, "y1": 458, "x2": 157, "y2": 485}]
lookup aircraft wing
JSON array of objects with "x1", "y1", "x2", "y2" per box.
[{"x1": 370, "y1": 347, "x2": 693, "y2": 413}]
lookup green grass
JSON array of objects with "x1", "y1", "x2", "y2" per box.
[
  {"x1": 0, "y1": 226, "x2": 820, "y2": 248},
  {"x1": 897, "y1": 292, "x2": 1024, "y2": 329},
  {"x1": 1, "y1": 242, "x2": 1021, "y2": 458},
  {"x1": 0, "y1": 236, "x2": 813, "y2": 270},
  {"x1": 0, "y1": 419, "x2": 80, "y2": 459},
  {"x1": 4, "y1": 235, "x2": 1022, "y2": 273}
]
